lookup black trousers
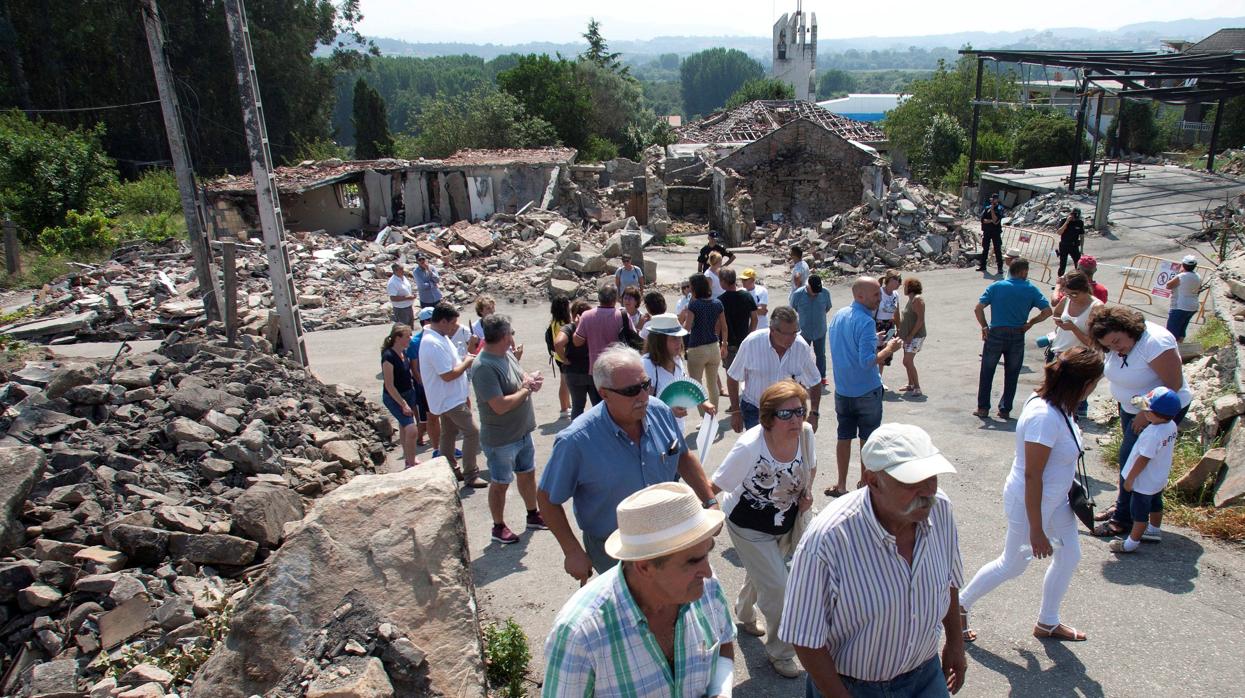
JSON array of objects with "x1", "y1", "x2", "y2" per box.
[
  {"x1": 1057, "y1": 244, "x2": 1081, "y2": 277},
  {"x1": 980, "y1": 228, "x2": 1003, "y2": 271}
]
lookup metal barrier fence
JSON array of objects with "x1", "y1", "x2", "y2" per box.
[
  {"x1": 1002, "y1": 226, "x2": 1058, "y2": 284},
  {"x1": 1119, "y1": 253, "x2": 1212, "y2": 323}
]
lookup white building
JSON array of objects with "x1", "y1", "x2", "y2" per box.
[
  {"x1": 772, "y1": 3, "x2": 817, "y2": 101},
  {"x1": 817, "y1": 94, "x2": 904, "y2": 123}
]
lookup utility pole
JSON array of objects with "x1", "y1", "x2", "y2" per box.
[
  {"x1": 222, "y1": 0, "x2": 307, "y2": 366},
  {"x1": 140, "y1": 0, "x2": 221, "y2": 323}
]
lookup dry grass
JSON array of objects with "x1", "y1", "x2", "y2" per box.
[{"x1": 1098, "y1": 420, "x2": 1245, "y2": 542}]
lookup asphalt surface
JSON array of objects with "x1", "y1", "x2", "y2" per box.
[{"x1": 52, "y1": 228, "x2": 1245, "y2": 695}]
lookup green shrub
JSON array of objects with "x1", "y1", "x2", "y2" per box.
[
  {"x1": 118, "y1": 211, "x2": 182, "y2": 244},
  {"x1": 483, "y1": 618, "x2": 531, "y2": 698},
  {"x1": 113, "y1": 169, "x2": 180, "y2": 216},
  {"x1": 38, "y1": 209, "x2": 116, "y2": 255},
  {"x1": 580, "y1": 135, "x2": 619, "y2": 163},
  {"x1": 1195, "y1": 316, "x2": 1231, "y2": 350}
]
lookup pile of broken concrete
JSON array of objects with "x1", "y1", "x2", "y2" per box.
[
  {"x1": 0, "y1": 336, "x2": 483, "y2": 696},
  {"x1": 748, "y1": 178, "x2": 971, "y2": 276},
  {"x1": 1003, "y1": 191, "x2": 1096, "y2": 229}
]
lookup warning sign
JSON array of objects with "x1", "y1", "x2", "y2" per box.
[{"x1": 1150, "y1": 261, "x2": 1182, "y2": 299}]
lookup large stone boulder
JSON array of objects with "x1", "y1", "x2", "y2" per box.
[
  {"x1": 231, "y1": 483, "x2": 304, "y2": 548},
  {"x1": 0, "y1": 446, "x2": 47, "y2": 554},
  {"x1": 190, "y1": 460, "x2": 485, "y2": 698}
]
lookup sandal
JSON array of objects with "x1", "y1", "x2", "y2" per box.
[
  {"x1": 960, "y1": 606, "x2": 977, "y2": 643},
  {"x1": 823, "y1": 487, "x2": 847, "y2": 498},
  {"x1": 1033, "y1": 622, "x2": 1086, "y2": 642},
  {"x1": 899, "y1": 385, "x2": 915, "y2": 392},
  {"x1": 1093, "y1": 504, "x2": 1116, "y2": 522},
  {"x1": 910, "y1": 388, "x2": 923, "y2": 398},
  {"x1": 1091, "y1": 521, "x2": 1127, "y2": 537}
]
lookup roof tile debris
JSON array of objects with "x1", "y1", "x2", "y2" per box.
[
  {"x1": 676, "y1": 100, "x2": 886, "y2": 145},
  {"x1": 440, "y1": 148, "x2": 577, "y2": 167}
]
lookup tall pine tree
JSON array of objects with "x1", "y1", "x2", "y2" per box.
[{"x1": 352, "y1": 78, "x2": 393, "y2": 159}]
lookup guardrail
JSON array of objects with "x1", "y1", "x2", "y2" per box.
[
  {"x1": 1002, "y1": 226, "x2": 1058, "y2": 284},
  {"x1": 1118, "y1": 253, "x2": 1213, "y2": 324}
]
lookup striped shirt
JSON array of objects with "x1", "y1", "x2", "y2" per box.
[
  {"x1": 778, "y1": 487, "x2": 963, "y2": 682},
  {"x1": 726, "y1": 328, "x2": 822, "y2": 407},
  {"x1": 543, "y1": 564, "x2": 736, "y2": 698}
]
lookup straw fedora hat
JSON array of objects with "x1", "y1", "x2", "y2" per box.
[
  {"x1": 605, "y1": 482, "x2": 724, "y2": 561},
  {"x1": 645, "y1": 313, "x2": 689, "y2": 337}
]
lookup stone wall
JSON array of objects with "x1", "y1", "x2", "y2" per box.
[{"x1": 667, "y1": 186, "x2": 711, "y2": 217}]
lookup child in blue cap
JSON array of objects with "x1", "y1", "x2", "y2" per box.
[{"x1": 1110, "y1": 386, "x2": 1182, "y2": 553}]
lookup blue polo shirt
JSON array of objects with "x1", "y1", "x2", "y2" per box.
[
  {"x1": 539, "y1": 397, "x2": 687, "y2": 539},
  {"x1": 828, "y1": 302, "x2": 882, "y2": 398},
  {"x1": 790, "y1": 287, "x2": 833, "y2": 339},
  {"x1": 979, "y1": 277, "x2": 1050, "y2": 328}
]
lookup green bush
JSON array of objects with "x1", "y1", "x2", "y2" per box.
[
  {"x1": 38, "y1": 209, "x2": 116, "y2": 255},
  {"x1": 118, "y1": 211, "x2": 182, "y2": 244},
  {"x1": 580, "y1": 135, "x2": 619, "y2": 163},
  {"x1": 483, "y1": 619, "x2": 531, "y2": 698},
  {"x1": 1011, "y1": 112, "x2": 1078, "y2": 168},
  {"x1": 113, "y1": 169, "x2": 180, "y2": 216}
]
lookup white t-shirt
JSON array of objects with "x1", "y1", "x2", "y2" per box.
[
  {"x1": 471, "y1": 319, "x2": 485, "y2": 342},
  {"x1": 706, "y1": 269, "x2": 725, "y2": 299},
  {"x1": 1103, "y1": 322, "x2": 1192, "y2": 414},
  {"x1": 876, "y1": 288, "x2": 900, "y2": 321},
  {"x1": 713, "y1": 424, "x2": 814, "y2": 532},
  {"x1": 1122, "y1": 419, "x2": 1178, "y2": 495},
  {"x1": 1050, "y1": 298, "x2": 1102, "y2": 353},
  {"x1": 451, "y1": 325, "x2": 473, "y2": 357},
  {"x1": 792, "y1": 260, "x2": 810, "y2": 289},
  {"x1": 642, "y1": 355, "x2": 689, "y2": 431},
  {"x1": 1171, "y1": 271, "x2": 1202, "y2": 313},
  {"x1": 1003, "y1": 396, "x2": 1081, "y2": 504},
  {"x1": 386, "y1": 275, "x2": 414, "y2": 309},
  {"x1": 418, "y1": 329, "x2": 470, "y2": 414},
  {"x1": 675, "y1": 294, "x2": 692, "y2": 315},
  {"x1": 750, "y1": 285, "x2": 770, "y2": 330}
]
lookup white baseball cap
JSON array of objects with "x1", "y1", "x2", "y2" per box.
[
  {"x1": 1181, "y1": 254, "x2": 1198, "y2": 267},
  {"x1": 862, "y1": 424, "x2": 957, "y2": 484}
]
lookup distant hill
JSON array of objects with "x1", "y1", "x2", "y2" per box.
[{"x1": 343, "y1": 16, "x2": 1245, "y2": 64}]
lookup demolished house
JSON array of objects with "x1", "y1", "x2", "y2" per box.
[
  {"x1": 204, "y1": 148, "x2": 577, "y2": 238},
  {"x1": 660, "y1": 101, "x2": 891, "y2": 245}
]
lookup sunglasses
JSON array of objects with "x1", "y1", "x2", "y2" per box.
[
  {"x1": 606, "y1": 378, "x2": 652, "y2": 397},
  {"x1": 771, "y1": 406, "x2": 807, "y2": 421}
]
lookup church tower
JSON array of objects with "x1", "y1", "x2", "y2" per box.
[{"x1": 772, "y1": 2, "x2": 817, "y2": 101}]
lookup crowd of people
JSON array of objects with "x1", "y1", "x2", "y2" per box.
[{"x1": 377, "y1": 238, "x2": 1195, "y2": 697}]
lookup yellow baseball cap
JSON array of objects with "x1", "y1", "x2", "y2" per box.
[{"x1": 739, "y1": 268, "x2": 757, "y2": 280}]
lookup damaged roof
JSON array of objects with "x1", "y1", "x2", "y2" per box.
[
  {"x1": 441, "y1": 148, "x2": 577, "y2": 166},
  {"x1": 676, "y1": 100, "x2": 886, "y2": 145}
]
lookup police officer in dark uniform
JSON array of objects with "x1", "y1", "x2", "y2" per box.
[
  {"x1": 978, "y1": 193, "x2": 1005, "y2": 274},
  {"x1": 1055, "y1": 208, "x2": 1085, "y2": 277},
  {"x1": 696, "y1": 231, "x2": 736, "y2": 273}
]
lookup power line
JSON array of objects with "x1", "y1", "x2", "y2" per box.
[{"x1": 19, "y1": 99, "x2": 161, "y2": 114}]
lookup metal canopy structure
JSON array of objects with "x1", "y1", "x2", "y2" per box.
[{"x1": 960, "y1": 47, "x2": 1245, "y2": 188}]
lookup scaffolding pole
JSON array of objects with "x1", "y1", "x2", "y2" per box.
[
  {"x1": 1068, "y1": 71, "x2": 1090, "y2": 191},
  {"x1": 966, "y1": 57, "x2": 985, "y2": 189},
  {"x1": 222, "y1": 0, "x2": 306, "y2": 366},
  {"x1": 1207, "y1": 97, "x2": 1225, "y2": 173}
]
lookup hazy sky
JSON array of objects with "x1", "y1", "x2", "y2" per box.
[{"x1": 354, "y1": 0, "x2": 1242, "y2": 44}]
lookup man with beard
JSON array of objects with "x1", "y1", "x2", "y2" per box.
[{"x1": 780, "y1": 424, "x2": 967, "y2": 697}]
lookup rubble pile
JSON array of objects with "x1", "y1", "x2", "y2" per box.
[
  {"x1": 745, "y1": 178, "x2": 972, "y2": 275},
  {"x1": 1193, "y1": 192, "x2": 1244, "y2": 242},
  {"x1": 0, "y1": 337, "x2": 395, "y2": 697},
  {"x1": 1002, "y1": 191, "x2": 1096, "y2": 229}
]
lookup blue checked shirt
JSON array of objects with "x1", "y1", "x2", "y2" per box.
[
  {"x1": 543, "y1": 564, "x2": 736, "y2": 697},
  {"x1": 778, "y1": 487, "x2": 963, "y2": 682}
]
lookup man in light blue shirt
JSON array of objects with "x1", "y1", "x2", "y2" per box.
[
  {"x1": 790, "y1": 274, "x2": 833, "y2": 380},
  {"x1": 411, "y1": 253, "x2": 443, "y2": 307},
  {"x1": 614, "y1": 254, "x2": 644, "y2": 292},
  {"x1": 973, "y1": 258, "x2": 1052, "y2": 419},
  {"x1": 538, "y1": 345, "x2": 716, "y2": 581},
  {"x1": 826, "y1": 277, "x2": 903, "y2": 496}
]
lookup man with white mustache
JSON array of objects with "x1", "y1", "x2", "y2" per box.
[{"x1": 780, "y1": 424, "x2": 968, "y2": 697}]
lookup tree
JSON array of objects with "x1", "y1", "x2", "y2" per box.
[
  {"x1": 352, "y1": 78, "x2": 394, "y2": 159},
  {"x1": 818, "y1": 69, "x2": 856, "y2": 97},
  {"x1": 1207, "y1": 96, "x2": 1245, "y2": 150},
  {"x1": 1110, "y1": 99, "x2": 1161, "y2": 155},
  {"x1": 680, "y1": 48, "x2": 764, "y2": 118},
  {"x1": 497, "y1": 55, "x2": 593, "y2": 150},
  {"x1": 580, "y1": 19, "x2": 625, "y2": 75},
  {"x1": 0, "y1": 110, "x2": 117, "y2": 243},
  {"x1": 578, "y1": 61, "x2": 652, "y2": 155},
  {"x1": 1011, "y1": 112, "x2": 1078, "y2": 168},
  {"x1": 919, "y1": 113, "x2": 965, "y2": 181},
  {"x1": 405, "y1": 89, "x2": 557, "y2": 159},
  {"x1": 725, "y1": 78, "x2": 795, "y2": 109}
]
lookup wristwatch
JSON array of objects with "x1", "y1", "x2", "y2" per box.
[{"x1": 703, "y1": 497, "x2": 719, "y2": 508}]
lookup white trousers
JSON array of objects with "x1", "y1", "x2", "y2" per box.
[
  {"x1": 727, "y1": 520, "x2": 796, "y2": 661},
  {"x1": 958, "y1": 495, "x2": 1082, "y2": 627}
]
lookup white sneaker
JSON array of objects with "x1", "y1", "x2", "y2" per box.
[
  {"x1": 770, "y1": 656, "x2": 802, "y2": 678},
  {"x1": 736, "y1": 616, "x2": 765, "y2": 637},
  {"x1": 1142, "y1": 525, "x2": 1162, "y2": 543}
]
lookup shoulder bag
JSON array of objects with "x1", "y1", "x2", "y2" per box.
[
  {"x1": 616, "y1": 309, "x2": 644, "y2": 351},
  {"x1": 1060, "y1": 409, "x2": 1097, "y2": 530}
]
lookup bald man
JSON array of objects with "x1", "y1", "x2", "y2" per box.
[{"x1": 825, "y1": 277, "x2": 903, "y2": 497}]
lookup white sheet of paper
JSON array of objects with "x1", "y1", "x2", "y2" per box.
[{"x1": 696, "y1": 412, "x2": 718, "y2": 466}]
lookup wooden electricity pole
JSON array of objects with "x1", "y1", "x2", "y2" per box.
[
  {"x1": 139, "y1": 0, "x2": 221, "y2": 322},
  {"x1": 222, "y1": 0, "x2": 307, "y2": 366}
]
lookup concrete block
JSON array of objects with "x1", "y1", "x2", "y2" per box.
[
  {"x1": 1213, "y1": 394, "x2": 1245, "y2": 422},
  {"x1": 1175, "y1": 447, "x2": 1226, "y2": 496},
  {"x1": 1214, "y1": 421, "x2": 1245, "y2": 508}
]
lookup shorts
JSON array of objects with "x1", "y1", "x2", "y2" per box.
[
  {"x1": 382, "y1": 388, "x2": 418, "y2": 427},
  {"x1": 1128, "y1": 488, "x2": 1162, "y2": 524},
  {"x1": 835, "y1": 387, "x2": 883, "y2": 441},
  {"x1": 481, "y1": 433, "x2": 535, "y2": 485},
  {"x1": 412, "y1": 382, "x2": 430, "y2": 422},
  {"x1": 904, "y1": 337, "x2": 925, "y2": 353}
]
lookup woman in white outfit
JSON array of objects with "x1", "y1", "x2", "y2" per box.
[
  {"x1": 711, "y1": 380, "x2": 815, "y2": 679},
  {"x1": 959, "y1": 346, "x2": 1103, "y2": 643},
  {"x1": 641, "y1": 314, "x2": 715, "y2": 432},
  {"x1": 1048, "y1": 271, "x2": 1101, "y2": 416}
]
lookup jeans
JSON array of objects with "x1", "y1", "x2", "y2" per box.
[
  {"x1": 481, "y1": 433, "x2": 535, "y2": 485},
  {"x1": 1166, "y1": 308, "x2": 1195, "y2": 341},
  {"x1": 980, "y1": 228, "x2": 1003, "y2": 271},
  {"x1": 959, "y1": 495, "x2": 1082, "y2": 627},
  {"x1": 564, "y1": 372, "x2": 599, "y2": 418},
  {"x1": 977, "y1": 328, "x2": 1026, "y2": 414},
  {"x1": 806, "y1": 655, "x2": 947, "y2": 698},
  {"x1": 803, "y1": 333, "x2": 827, "y2": 379},
  {"x1": 382, "y1": 388, "x2": 418, "y2": 427},
  {"x1": 741, "y1": 400, "x2": 761, "y2": 430},
  {"x1": 834, "y1": 388, "x2": 883, "y2": 441}
]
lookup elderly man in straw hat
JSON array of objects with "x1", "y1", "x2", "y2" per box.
[
  {"x1": 543, "y1": 482, "x2": 736, "y2": 698},
  {"x1": 780, "y1": 424, "x2": 967, "y2": 697}
]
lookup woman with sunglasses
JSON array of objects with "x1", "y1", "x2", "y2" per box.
[
  {"x1": 710, "y1": 380, "x2": 815, "y2": 679},
  {"x1": 380, "y1": 323, "x2": 420, "y2": 469},
  {"x1": 642, "y1": 313, "x2": 716, "y2": 433}
]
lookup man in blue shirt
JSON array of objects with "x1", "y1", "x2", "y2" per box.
[
  {"x1": 826, "y1": 277, "x2": 904, "y2": 496},
  {"x1": 411, "y1": 253, "x2": 443, "y2": 307},
  {"x1": 973, "y1": 258, "x2": 1053, "y2": 419},
  {"x1": 790, "y1": 274, "x2": 833, "y2": 381},
  {"x1": 538, "y1": 345, "x2": 717, "y2": 581}
]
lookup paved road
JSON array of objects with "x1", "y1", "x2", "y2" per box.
[{"x1": 49, "y1": 222, "x2": 1245, "y2": 695}]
